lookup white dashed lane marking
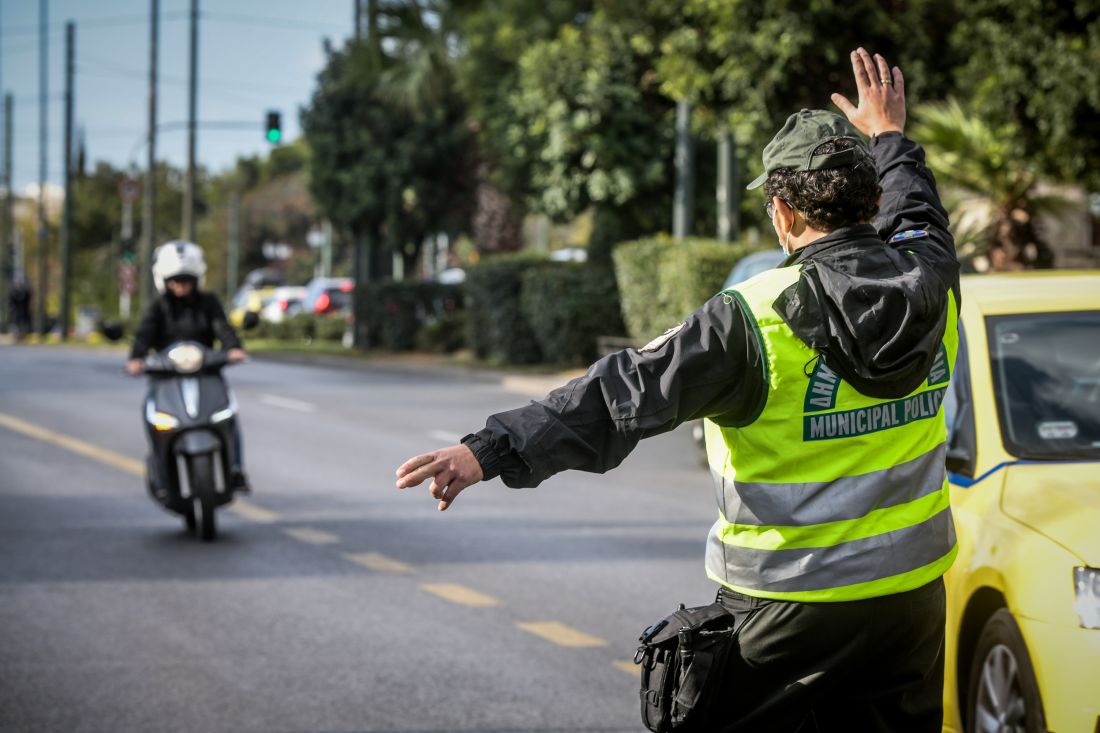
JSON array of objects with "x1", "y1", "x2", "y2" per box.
[{"x1": 258, "y1": 394, "x2": 317, "y2": 413}]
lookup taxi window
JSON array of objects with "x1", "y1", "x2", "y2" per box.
[{"x1": 987, "y1": 311, "x2": 1100, "y2": 460}]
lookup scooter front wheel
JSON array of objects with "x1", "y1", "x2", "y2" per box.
[{"x1": 187, "y1": 454, "x2": 218, "y2": 541}]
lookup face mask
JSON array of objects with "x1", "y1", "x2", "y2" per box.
[{"x1": 770, "y1": 202, "x2": 795, "y2": 255}]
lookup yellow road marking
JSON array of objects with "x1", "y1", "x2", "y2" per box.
[
  {"x1": 515, "y1": 621, "x2": 608, "y2": 648},
  {"x1": 613, "y1": 660, "x2": 639, "y2": 675},
  {"x1": 284, "y1": 527, "x2": 340, "y2": 545},
  {"x1": 419, "y1": 583, "x2": 501, "y2": 607},
  {"x1": 0, "y1": 411, "x2": 281, "y2": 524},
  {"x1": 230, "y1": 499, "x2": 279, "y2": 523},
  {"x1": 343, "y1": 552, "x2": 413, "y2": 574},
  {"x1": 0, "y1": 411, "x2": 143, "y2": 476}
]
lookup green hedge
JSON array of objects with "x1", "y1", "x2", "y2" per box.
[
  {"x1": 364, "y1": 281, "x2": 464, "y2": 352},
  {"x1": 612, "y1": 236, "x2": 770, "y2": 340},
  {"x1": 464, "y1": 254, "x2": 547, "y2": 364},
  {"x1": 250, "y1": 313, "x2": 347, "y2": 342},
  {"x1": 520, "y1": 263, "x2": 624, "y2": 365}
]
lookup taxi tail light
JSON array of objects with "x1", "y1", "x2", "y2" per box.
[{"x1": 314, "y1": 292, "x2": 331, "y2": 314}]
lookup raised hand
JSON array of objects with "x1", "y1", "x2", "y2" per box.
[{"x1": 830, "y1": 48, "x2": 906, "y2": 138}]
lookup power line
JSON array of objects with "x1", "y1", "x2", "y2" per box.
[
  {"x1": 201, "y1": 11, "x2": 337, "y2": 33},
  {"x1": 1, "y1": 12, "x2": 188, "y2": 38}
]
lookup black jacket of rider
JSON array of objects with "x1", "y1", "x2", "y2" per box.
[
  {"x1": 461, "y1": 131, "x2": 960, "y2": 488},
  {"x1": 130, "y1": 290, "x2": 242, "y2": 359}
]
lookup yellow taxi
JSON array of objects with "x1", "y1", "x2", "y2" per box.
[
  {"x1": 228, "y1": 286, "x2": 276, "y2": 329},
  {"x1": 942, "y1": 272, "x2": 1100, "y2": 732}
]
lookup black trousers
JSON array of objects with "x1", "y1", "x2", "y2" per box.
[{"x1": 715, "y1": 577, "x2": 946, "y2": 733}]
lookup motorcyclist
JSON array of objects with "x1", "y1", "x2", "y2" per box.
[{"x1": 127, "y1": 240, "x2": 250, "y2": 491}]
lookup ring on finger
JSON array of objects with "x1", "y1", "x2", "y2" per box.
[{"x1": 881, "y1": 77, "x2": 893, "y2": 85}]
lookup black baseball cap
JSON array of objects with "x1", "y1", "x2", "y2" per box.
[{"x1": 746, "y1": 109, "x2": 870, "y2": 190}]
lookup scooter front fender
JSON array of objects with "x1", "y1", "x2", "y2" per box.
[{"x1": 176, "y1": 429, "x2": 220, "y2": 456}]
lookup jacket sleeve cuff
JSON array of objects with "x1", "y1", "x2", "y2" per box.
[{"x1": 461, "y1": 432, "x2": 503, "y2": 482}]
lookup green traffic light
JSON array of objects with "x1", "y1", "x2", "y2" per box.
[{"x1": 266, "y1": 129, "x2": 281, "y2": 143}]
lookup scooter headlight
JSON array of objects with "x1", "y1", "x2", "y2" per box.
[{"x1": 166, "y1": 343, "x2": 203, "y2": 373}]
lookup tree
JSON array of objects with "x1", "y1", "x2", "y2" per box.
[
  {"x1": 646, "y1": 0, "x2": 961, "y2": 227},
  {"x1": 507, "y1": 10, "x2": 676, "y2": 260},
  {"x1": 911, "y1": 100, "x2": 1074, "y2": 270},
  {"x1": 302, "y1": 38, "x2": 474, "y2": 282},
  {"x1": 452, "y1": 0, "x2": 594, "y2": 252},
  {"x1": 950, "y1": 0, "x2": 1100, "y2": 191}
]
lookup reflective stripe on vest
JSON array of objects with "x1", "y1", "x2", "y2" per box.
[{"x1": 704, "y1": 265, "x2": 959, "y2": 602}]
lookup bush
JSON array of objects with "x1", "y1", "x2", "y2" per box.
[
  {"x1": 416, "y1": 310, "x2": 468, "y2": 353},
  {"x1": 464, "y1": 254, "x2": 546, "y2": 364},
  {"x1": 363, "y1": 280, "x2": 464, "y2": 352},
  {"x1": 612, "y1": 236, "x2": 770, "y2": 339},
  {"x1": 520, "y1": 263, "x2": 625, "y2": 365}
]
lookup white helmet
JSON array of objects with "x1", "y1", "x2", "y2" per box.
[{"x1": 152, "y1": 240, "x2": 207, "y2": 294}]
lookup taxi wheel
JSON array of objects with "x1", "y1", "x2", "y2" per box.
[{"x1": 966, "y1": 609, "x2": 1046, "y2": 733}]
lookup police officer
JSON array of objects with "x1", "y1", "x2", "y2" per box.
[{"x1": 396, "y1": 48, "x2": 958, "y2": 732}]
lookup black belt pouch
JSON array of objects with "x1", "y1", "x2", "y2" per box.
[{"x1": 634, "y1": 601, "x2": 749, "y2": 732}]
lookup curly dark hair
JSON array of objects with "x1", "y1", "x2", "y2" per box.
[{"x1": 763, "y1": 138, "x2": 881, "y2": 232}]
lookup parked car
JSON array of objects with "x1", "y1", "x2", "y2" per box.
[
  {"x1": 302, "y1": 277, "x2": 355, "y2": 316},
  {"x1": 721, "y1": 249, "x2": 786, "y2": 290},
  {"x1": 941, "y1": 271, "x2": 1099, "y2": 733},
  {"x1": 259, "y1": 285, "x2": 307, "y2": 323},
  {"x1": 228, "y1": 285, "x2": 277, "y2": 328}
]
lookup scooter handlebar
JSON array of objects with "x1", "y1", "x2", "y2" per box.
[{"x1": 140, "y1": 343, "x2": 233, "y2": 375}]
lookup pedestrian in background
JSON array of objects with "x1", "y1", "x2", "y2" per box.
[
  {"x1": 8, "y1": 275, "x2": 32, "y2": 341},
  {"x1": 396, "y1": 48, "x2": 959, "y2": 732}
]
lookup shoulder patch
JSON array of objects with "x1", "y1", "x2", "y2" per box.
[
  {"x1": 639, "y1": 322, "x2": 685, "y2": 353},
  {"x1": 889, "y1": 229, "x2": 930, "y2": 243}
]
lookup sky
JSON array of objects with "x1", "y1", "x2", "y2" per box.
[{"x1": 1, "y1": 0, "x2": 355, "y2": 192}]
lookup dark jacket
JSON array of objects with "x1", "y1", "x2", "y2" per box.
[
  {"x1": 463, "y1": 132, "x2": 959, "y2": 488},
  {"x1": 130, "y1": 290, "x2": 242, "y2": 359}
]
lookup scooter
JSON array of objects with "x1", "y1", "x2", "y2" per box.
[{"x1": 141, "y1": 341, "x2": 244, "y2": 540}]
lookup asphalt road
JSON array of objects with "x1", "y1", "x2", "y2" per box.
[{"x1": 0, "y1": 345, "x2": 718, "y2": 733}]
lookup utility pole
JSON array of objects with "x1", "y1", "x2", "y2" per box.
[
  {"x1": 182, "y1": 0, "x2": 198, "y2": 240},
  {"x1": 717, "y1": 130, "x2": 740, "y2": 243},
  {"x1": 35, "y1": 0, "x2": 48, "y2": 336},
  {"x1": 226, "y1": 189, "x2": 240, "y2": 300},
  {"x1": 0, "y1": 3, "x2": 5, "y2": 334},
  {"x1": 59, "y1": 21, "x2": 74, "y2": 340},
  {"x1": 672, "y1": 101, "x2": 695, "y2": 239},
  {"x1": 354, "y1": 0, "x2": 361, "y2": 40},
  {"x1": 141, "y1": 0, "x2": 159, "y2": 308},
  {"x1": 0, "y1": 94, "x2": 10, "y2": 334}
]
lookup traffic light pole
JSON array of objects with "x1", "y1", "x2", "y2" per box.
[{"x1": 183, "y1": 0, "x2": 199, "y2": 241}]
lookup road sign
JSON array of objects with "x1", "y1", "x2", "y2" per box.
[
  {"x1": 119, "y1": 177, "x2": 139, "y2": 203},
  {"x1": 119, "y1": 261, "x2": 137, "y2": 295}
]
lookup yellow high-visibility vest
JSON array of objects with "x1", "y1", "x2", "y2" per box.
[{"x1": 705, "y1": 265, "x2": 959, "y2": 601}]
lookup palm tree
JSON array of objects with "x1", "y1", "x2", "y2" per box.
[{"x1": 911, "y1": 99, "x2": 1074, "y2": 271}]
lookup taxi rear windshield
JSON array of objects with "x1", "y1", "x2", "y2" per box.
[{"x1": 987, "y1": 311, "x2": 1100, "y2": 460}]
